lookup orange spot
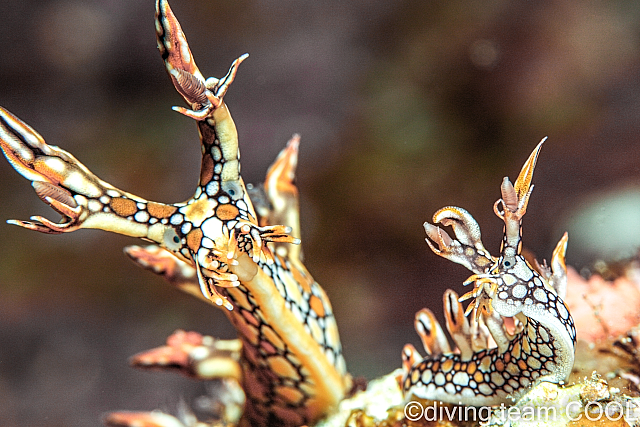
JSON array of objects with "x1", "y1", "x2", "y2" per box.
[
  {"x1": 518, "y1": 360, "x2": 528, "y2": 371},
  {"x1": 309, "y1": 295, "x2": 326, "y2": 317},
  {"x1": 467, "y1": 363, "x2": 477, "y2": 375},
  {"x1": 479, "y1": 356, "x2": 492, "y2": 372},
  {"x1": 235, "y1": 320, "x2": 259, "y2": 347},
  {"x1": 261, "y1": 340, "x2": 277, "y2": 355},
  {"x1": 512, "y1": 342, "x2": 521, "y2": 359},
  {"x1": 290, "y1": 266, "x2": 312, "y2": 293},
  {"x1": 200, "y1": 154, "x2": 214, "y2": 185},
  {"x1": 474, "y1": 371, "x2": 484, "y2": 383},
  {"x1": 495, "y1": 359, "x2": 504, "y2": 372},
  {"x1": 147, "y1": 202, "x2": 177, "y2": 218},
  {"x1": 241, "y1": 309, "x2": 261, "y2": 327},
  {"x1": 228, "y1": 288, "x2": 250, "y2": 310},
  {"x1": 261, "y1": 324, "x2": 285, "y2": 351},
  {"x1": 274, "y1": 385, "x2": 305, "y2": 405},
  {"x1": 110, "y1": 197, "x2": 138, "y2": 217},
  {"x1": 504, "y1": 352, "x2": 511, "y2": 363},
  {"x1": 183, "y1": 198, "x2": 212, "y2": 221},
  {"x1": 186, "y1": 228, "x2": 203, "y2": 252},
  {"x1": 441, "y1": 359, "x2": 454, "y2": 373},
  {"x1": 454, "y1": 362, "x2": 461, "y2": 371},
  {"x1": 216, "y1": 204, "x2": 240, "y2": 220}
]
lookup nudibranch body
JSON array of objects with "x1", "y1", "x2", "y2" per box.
[
  {"x1": 0, "y1": 1, "x2": 349, "y2": 425},
  {"x1": 401, "y1": 142, "x2": 576, "y2": 405}
]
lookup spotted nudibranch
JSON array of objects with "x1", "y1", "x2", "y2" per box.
[
  {"x1": 0, "y1": 1, "x2": 350, "y2": 425},
  {"x1": 401, "y1": 141, "x2": 577, "y2": 405}
]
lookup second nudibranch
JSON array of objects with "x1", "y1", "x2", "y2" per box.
[
  {"x1": 0, "y1": 0, "x2": 350, "y2": 425},
  {"x1": 401, "y1": 141, "x2": 576, "y2": 406}
]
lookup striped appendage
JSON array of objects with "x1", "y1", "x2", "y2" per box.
[
  {"x1": 401, "y1": 141, "x2": 576, "y2": 406},
  {"x1": 0, "y1": 1, "x2": 349, "y2": 425}
]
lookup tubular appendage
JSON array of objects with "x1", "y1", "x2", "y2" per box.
[{"x1": 0, "y1": 106, "x2": 180, "y2": 239}]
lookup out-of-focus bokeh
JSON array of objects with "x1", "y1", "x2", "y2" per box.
[{"x1": 1, "y1": 0, "x2": 639, "y2": 425}]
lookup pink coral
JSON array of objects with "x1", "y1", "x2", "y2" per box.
[{"x1": 564, "y1": 266, "x2": 640, "y2": 342}]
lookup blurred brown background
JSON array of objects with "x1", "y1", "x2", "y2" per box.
[{"x1": 1, "y1": 0, "x2": 640, "y2": 425}]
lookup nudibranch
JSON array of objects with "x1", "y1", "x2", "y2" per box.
[
  {"x1": 0, "y1": 0, "x2": 350, "y2": 425},
  {"x1": 401, "y1": 141, "x2": 577, "y2": 405},
  {"x1": 0, "y1": 0, "x2": 580, "y2": 424}
]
